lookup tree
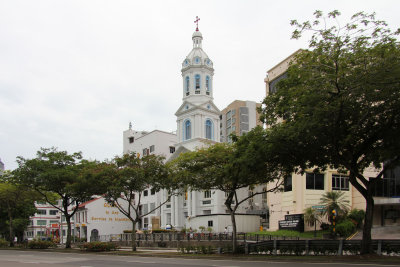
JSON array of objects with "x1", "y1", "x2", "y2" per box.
[
  {"x1": 320, "y1": 191, "x2": 350, "y2": 222},
  {"x1": 99, "y1": 153, "x2": 175, "y2": 252},
  {"x1": 303, "y1": 207, "x2": 322, "y2": 237},
  {"x1": 0, "y1": 172, "x2": 38, "y2": 246},
  {"x1": 169, "y1": 127, "x2": 288, "y2": 253},
  {"x1": 13, "y1": 147, "x2": 104, "y2": 249},
  {"x1": 260, "y1": 11, "x2": 400, "y2": 254}
]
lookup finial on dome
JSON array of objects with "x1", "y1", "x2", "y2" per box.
[
  {"x1": 129, "y1": 122, "x2": 132, "y2": 130},
  {"x1": 194, "y1": 16, "x2": 200, "y2": 31}
]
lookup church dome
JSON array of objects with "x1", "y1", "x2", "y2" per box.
[
  {"x1": 182, "y1": 30, "x2": 213, "y2": 69},
  {"x1": 192, "y1": 30, "x2": 202, "y2": 38}
]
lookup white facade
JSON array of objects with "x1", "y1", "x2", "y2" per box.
[
  {"x1": 25, "y1": 201, "x2": 61, "y2": 240},
  {"x1": 123, "y1": 128, "x2": 177, "y2": 161},
  {"x1": 72, "y1": 197, "x2": 132, "y2": 242},
  {"x1": 122, "y1": 129, "x2": 178, "y2": 231},
  {"x1": 187, "y1": 214, "x2": 261, "y2": 233},
  {"x1": 175, "y1": 28, "x2": 221, "y2": 151},
  {"x1": 120, "y1": 27, "x2": 266, "y2": 233}
]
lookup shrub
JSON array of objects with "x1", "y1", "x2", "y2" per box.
[
  {"x1": 0, "y1": 239, "x2": 8, "y2": 248},
  {"x1": 28, "y1": 239, "x2": 56, "y2": 249},
  {"x1": 335, "y1": 219, "x2": 356, "y2": 237},
  {"x1": 348, "y1": 209, "x2": 365, "y2": 229},
  {"x1": 151, "y1": 229, "x2": 172, "y2": 233},
  {"x1": 320, "y1": 222, "x2": 330, "y2": 230},
  {"x1": 80, "y1": 241, "x2": 119, "y2": 252}
]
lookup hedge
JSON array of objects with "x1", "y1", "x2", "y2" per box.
[
  {"x1": 80, "y1": 241, "x2": 119, "y2": 252},
  {"x1": 28, "y1": 240, "x2": 57, "y2": 249}
]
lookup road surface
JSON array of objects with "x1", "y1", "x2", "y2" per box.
[{"x1": 0, "y1": 250, "x2": 397, "y2": 267}]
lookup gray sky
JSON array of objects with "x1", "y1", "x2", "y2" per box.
[{"x1": 1, "y1": 0, "x2": 399, "y2": 170}]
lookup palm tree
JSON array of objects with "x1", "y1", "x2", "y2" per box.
[
  {"x1": 320, "y1": 191, "x2": 350, "y2": 221},
  {"x1": 304, "y1": 207, "x2": 322, "y2": 237}
]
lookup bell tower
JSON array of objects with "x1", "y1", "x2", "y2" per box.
[{"x1": 175, "y1": 17, "x2": 221, "y2": 151}]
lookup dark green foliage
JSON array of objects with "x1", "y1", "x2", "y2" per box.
[
  {"x1": 259, "y1": 10, "x2": 400, "y2": 254},
  {"x1": 320, "y1": 223, "x2": 330, "y2": 231},
  {"x1": 335, "y1": 219, "x2": 356, "y2": 238},
  {"x1": 28, "y1": 239, "x2": 57, "y2": 249},
  {"x1": 98, "y1": 153, "x2": 174, "y2": 252},
  {"x1": 0, "y1": 239, "x2": 8, "y2": 248},
  {"x1": 13, "y1": 148, "x2": 105, "y2": 249},
  {"x1": 0, "y1": 174, "x2": 39, "y2": 247},
  {"x1": 348, "y1": 209, "x2": 366, "y2": 229},
  {"x1": 169, "y1": 129, "x2": 289, "y2": 253},
  {"x1": 80, "y1": 241, "x2": 119, "y2": 252}
]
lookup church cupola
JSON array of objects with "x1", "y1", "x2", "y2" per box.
[
  {"x1": 181, "y1": 16, "x2": 214, "y2": 103},
  {"x1": 175, "y1": 17, "x2": 221, "y2": 148}
]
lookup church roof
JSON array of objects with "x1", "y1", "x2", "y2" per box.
[{"x1": 182, "y1": 30, "x2": 213, "y2": 69}]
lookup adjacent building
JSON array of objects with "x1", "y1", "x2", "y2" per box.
[
  {"x1": 0, "y1": 158, "x2": 4, "y2": 174},
  {"x1": 72, "y1": 196, "x2": 132, "y2": 242},
  {"x1": 220, "y1": 100, "x2": 262, "y2": 143},
  {"x1": 25, "y1": 201, "x2": 61, "y2": 240},
  {"x1": 264, "y1": 50, "x2": 399, "y2": 231}
]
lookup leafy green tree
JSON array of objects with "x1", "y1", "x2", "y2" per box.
[
  {"x1": 348, "y1": 209, "x2": 366, "y2": 229},
  {"x1": 320, "y1": 191, "x2": 350, "y2": 222},
  {"x1": 13, "y1": 147, "x2": 104, "y2": 249},
  {"x1": 99, "y1": 153, "x2": 175, "y2": 252},
  {"x1": 0, "y1": 172, "x2": 38, "y2": 246},
  {"x1": 303, "y1": 207, "x2": 322, "y2": 237},
  {"x1": 170, "y1": 127, "x2": 288, "y2": 253},
  {"x1": 260, "y1": 10, "x2": 400, "y2": 253}
]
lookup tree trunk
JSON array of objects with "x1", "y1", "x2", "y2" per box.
[
  {"x1": 361, "y1": 193, "x2": 374, "y2": 254},
  {"x1": 229, "y1": 211, "x2": 237, "y2": 253},
  {"x1": 65, "y1": 216, "x2": 72, "y2": 249},
  {"x1": 314, "y1": 220, "x2": 317, "y2": 238},
  {"x1": 7, "y1": 204, "x2": 14, "y2": 247},
  {"x1": 131, "y1": 220, "x2": 137, "y2": 251}
]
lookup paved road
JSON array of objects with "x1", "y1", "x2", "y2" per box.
[{"x1": 0, "y1": 250, "x2": 398, "y2": 267}]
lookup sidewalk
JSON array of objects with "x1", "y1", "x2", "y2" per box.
[{"x1": 352, "y1": 225, "x2": 400, "y2": 240}]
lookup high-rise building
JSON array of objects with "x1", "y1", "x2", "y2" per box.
[
  {"x1": 0, "y1": 158, "x2": 4, "y2": 174},
  {"x1": 220, "y1": 100, "x2": 262, "y2": 143}
]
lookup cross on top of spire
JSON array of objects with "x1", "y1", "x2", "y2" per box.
[{"x1": 194, "y1": 16, "x2": 200, "y2": 31}]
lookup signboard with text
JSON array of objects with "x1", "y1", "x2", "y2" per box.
[{"x1": 278, "y1": 214, "x2": 304, "y2": 232}]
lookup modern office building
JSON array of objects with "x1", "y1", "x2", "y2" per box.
[
  {"x1": 220, "y1": 100, "x2": 262, "y2": 143},
  {"x1": 0, "y1": 158, "x2": 4, "y2": 174}
]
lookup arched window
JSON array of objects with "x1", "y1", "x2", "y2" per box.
[
  {"x1": 205, "y1": 119, "x2": 213, "y2": 140},
  {"x1": 185, "y1": 76, "x2": 190, "y2": 92},
  {"x1": 195, "y1": 74, "x2": 200, "y2": 90},
  {"x1": 184, "y1": 120, "x2": 191, "y2": 140},
  {"x1": 206, "y1": 76, "x2": 211, "y2": 91}
]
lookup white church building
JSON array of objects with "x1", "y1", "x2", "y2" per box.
[{"x1": 122, "y1": 23, "x2": 264, "y2": 233}]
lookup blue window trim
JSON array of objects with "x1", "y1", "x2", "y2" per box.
[
  {"x1": 185, "y1": 76, "x2": 190, "y2": 92},
  {"x1": 183, "y1": 119, "x2": 192, "y2": 140},
  {"x1": 195, "y1": 74, "x2": 201, "y2": 89},
  {"x1": 205, "y1": 119, "x2": 214, "y2": 140},
  {"x1": 206, "y1": 76, "x2": 211, "y2": 91}
]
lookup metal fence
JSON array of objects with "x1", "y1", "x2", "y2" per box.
[
  {"x1": 93, "y1": 232, "x2": 300, "y2": 243},
  {"x1": 245, "y1": 239, "x2": 400, "y2": 255}
]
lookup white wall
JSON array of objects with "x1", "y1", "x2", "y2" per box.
[{"x1": 187, "y1": 214, "x2": 261, "y2": 233}]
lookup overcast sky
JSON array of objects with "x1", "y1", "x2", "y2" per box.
[{"x1": 0, "y1": 0, "x2": 399, "y2": 170}]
